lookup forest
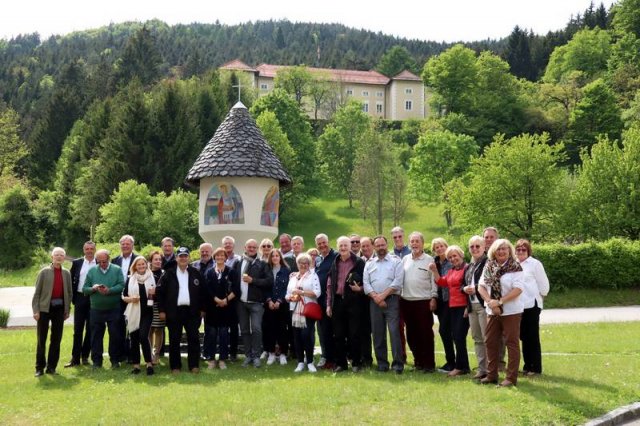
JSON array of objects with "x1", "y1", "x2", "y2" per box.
[{"x1": 0, "y1": 0, "x2": 639, "y2": 270}]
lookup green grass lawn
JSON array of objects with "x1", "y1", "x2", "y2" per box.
[{"x1": 0, "y1": 322, "x2": 638, "y2": 425}]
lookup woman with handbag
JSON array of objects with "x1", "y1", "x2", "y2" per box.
[
  {"x1": 285, "y1": 253, "x2": 321, "y2": 373},
  {"x1": 203, "y1": 247, "x2": 239, "y2": 370}
]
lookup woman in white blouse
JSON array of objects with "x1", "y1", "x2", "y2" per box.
[
  {"x1": 286, "y1": 253, "x2": 321, "y2": 373},
  {"x1": 477, "y1": 239, "x2": 524, "y2": 387},
  {"x1": 516, "y1": 239, "x2": 550, "y2": 376}
]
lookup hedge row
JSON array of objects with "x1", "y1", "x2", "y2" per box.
[{"x1": 533, "y1": 238, "x2": 640, "y2": 291}]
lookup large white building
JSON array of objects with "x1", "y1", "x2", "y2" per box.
[{"x1": 220, "y1": 59, "x2": 430, "y2": 121}]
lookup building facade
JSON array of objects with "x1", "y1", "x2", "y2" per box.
[{"x1": 220, "y1": 59, "x2": 429, "y2": 121}]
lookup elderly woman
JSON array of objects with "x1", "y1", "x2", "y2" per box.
[
  {"x1": 306, "y1": 248, "x2": 319, "y2": 271},
  {"x1": 258, "y1": 238, "x2": 274, "y2": 262},
  {"x1": 264, "y1": 249, "x2": 291, "y2": 366},
  {"x1": 516, "y1": 239, "x2": 550, "y2": 376},
  {"x1": 477, "y1": 239, "x2": 524, "y2": 387},
  {"x1": 122, "y1": 256, "x2": 156, "y2": 375},
  {"x1": 286, "y1": 253, "x2": 321, "y2": 373},
  {"x1": 463, "y1": 236, "x2": 489, "y2": 380},
  {"x1": 431, "y1": 237, "x2": 455, "y2": 373},
  {"x1": 203, "y1": 247, "x2": 239, "y2": 370},
  {"x1": 431, "y1": 245, "x2": 470, "y2": 376},
  {"x1": 32, "y1": 247, "x2": 73, "y2": 377}
]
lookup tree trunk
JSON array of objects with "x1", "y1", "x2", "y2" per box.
[
  {"x1": 444, "y1": 209, "x2": 453, "y2": 229},
  {"x1": 377, "y1": 179, "x2": 383, "y2": 234}
]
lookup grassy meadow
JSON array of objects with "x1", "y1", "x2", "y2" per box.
[{"x1": 0, "y1": 322, "x2": 638, "y2": 425}]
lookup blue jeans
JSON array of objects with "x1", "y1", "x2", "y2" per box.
[
  {"x1": 203, "y1": 325, "x2": 230, "y2": 360},
  {"x1": 90, "y1": 308, "x2": 122, "y2": 366}
]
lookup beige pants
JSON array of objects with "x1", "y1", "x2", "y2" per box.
[{"x1": 468, "y1": 302, "x2": 487, "y2": 374}]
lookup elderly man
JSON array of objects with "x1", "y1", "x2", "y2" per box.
[
  {"x1": 315, "y1": 233, "x2": 338, "y2": 369},
  {"x1": 285, "y1": 235, "x2": 305, "y2": 272},
  {"x1": 161, "y1": 237, "x2": 177, "y2": 271},
  {"x1": 326, "y1": 236, "x2": 366, "y2": 372},
  {"x1": 279, "y1": 233, "x2": 293, "y2": 258},
  {"x1": 391, "y1": 226, "x2": 411, "y2": 258},
  {"x1": 360, "y1": 237, "x2": 375, "y2": 262},
  {"x1": 157, "y1": 247, "x2": 204, "y2": 373},
  {"x1": 364, "y1": 236, "x2": 405, "y2": 374},
  {"x1": 401, "y1": 232, "x2": 438, "y2": 372},
  {"x1": 65, "y1": 241, "x2": 96, "y2": 368},
  {"x1": 359, "y1": 236, "x2": 375, "y2": 367},
  {"x1": 83, "y1": 249, "x2": 125, "y2": 369},
  {"x1": 112, "y1": 234, "x2": 137, "y2": 363},
  {"x1": 483, "y1": 227, "x2": 499, "y2": 253},
  {"x1": 233, "y1": 239, "x2": 273, "y2": 368},
  {"x1": 33, "y1": 247, "x2": 73, "y2": 376},
  {"x1": 349, "y1": 234, "x2": 362, "y2": 256},
  {"x1": 222, "y1": 235, "x2": 242, "y2": 360}
]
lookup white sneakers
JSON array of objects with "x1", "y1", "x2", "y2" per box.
[
  {"x1": 267, "y1": 353, "x2": 277, "y2": 365},
  {"x1": 294, "y1": 362, "x2": 305, "y2": 373},
  {"x1": 279, "y1": 354, "x2": 287, "y2": 365},
  {"x1": 307, "y1": 363, "x2": 317, "y2": 373},
  {"x1": 260, "y1": 351, "x2": 268, "y2": 360}
]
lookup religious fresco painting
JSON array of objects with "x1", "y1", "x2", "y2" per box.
[
  {"x1": 260, "y1": 185, "x2": 280, "y2": 227},
  {"x1": 204, "y1": 183, "x2": 245, "y2": 225}
]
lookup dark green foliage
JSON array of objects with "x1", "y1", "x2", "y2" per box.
[
  {"x1": 534, "y1": 239, "x2": 640, "y2": 290},
  {"x1": 0, "y1": 184, "x2": 36, "y2": 269},
  {"x1": 376, "y1": 45, "x2": 419, "y2": 77},
  {"x1": 504, "y1": 26, "x2": 535, "y2": 81},
  {"x1": 114, "y1": 26, "x2": 163, "y2": 87}
]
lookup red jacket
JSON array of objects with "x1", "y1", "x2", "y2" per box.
[{"x1": 436, "y1": 265, "x2": 467, "y2": 308}]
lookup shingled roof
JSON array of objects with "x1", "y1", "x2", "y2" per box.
[{"x1": 185, "y1": 102, "x2": 291, "y2": 186}]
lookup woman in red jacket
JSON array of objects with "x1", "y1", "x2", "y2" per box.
[{"x1": 430, "y1": 245, "x2": 470, "y2": 377}]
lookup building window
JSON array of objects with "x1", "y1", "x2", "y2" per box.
[
  {"x1": 405, "y1": 100, "x2": 412, "y2": 111},
  {"x1": 376, "y1": 103, "x2": 383, "y2": 113},
  {"x1": 376, "y1": 91, "x2": 383, "y2": 97},
  {"x1": 346, "y1": 88, "x2": 353, "y2": 95},
  {"x1": 362, "y1": 102, "x2": 369, "y2": 113},
  {"x1": 405, "y1": 88, "x2": 413, "y2": 94},
  {"x1": 260, "y1": 83, "x2": 268, "y2": 90},
  {"x1": 362, "y1": 90, "x2": 369, "y2": 97}
]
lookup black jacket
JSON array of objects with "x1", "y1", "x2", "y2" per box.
[
  {"x1": 112, "y1": 253, "x2": 138, "y2": 280},
  {"x1": 70, "y1": 258, "x2": 92, "y2": 304},
  {"x1": 157, "y1": 265, "x2": 204, "y2": 319},
  {"x1": 327, "y1": 252, "x2": 366, "y2": 309},
  {"x1": 232, "y1": 256, "x2": 273, "y2": 303},
  {"x1": 203, "y1": 266, "x2": 239, "y2": 326},
  {"x1": 464, "y1": 254, "x2": 488, "y2": 309}
]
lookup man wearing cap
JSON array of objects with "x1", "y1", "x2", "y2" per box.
[{"x1": 157, "y1": 247, "x2": 204, "y2": 373}]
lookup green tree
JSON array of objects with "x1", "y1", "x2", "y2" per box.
[
  {"x1": 376, "y1": 45, "x2": 418, "y2": 77},
  {"x1": 612, "y1": 0, "x2": 640, "y2": 38},
  {"x1": 251, "y1": 89, "x2": 317, "y2": 198},
  {"x1": 151, "y1": 189, "x2": 199, "y2": 248},
  {"x1": 567, "y1": 79, "x2": 623, "y2": 163},
  {"x1": 543, "y1": 28, "x2": 611, "y2": 83},
  {"x1": 422, "y1": 44, "x2": 477, "y2": 116},
  {"x1": 274, "y1": 65, "x2": 313, "y2": 106},
  {"x1": 569, "y1": 127, "x2": 640, "y2": 239},
  {"x1": 409, "y1": 130, "x2": 478, "y2": 228},
  {"x1": 504, "y1": 26, "x2": 535, "y2": 81},
  {"x1": 95, "y1": 180, "x2": 155, "y2": 245},
  {"x1": 0, "y1": 108, "x2": 28, "y2": 177},
  {"x1": 0, "y1": 183, "x2": 36, "y2": 269},
  {"x1": 450, "y1": 133, "x2": 568, "y2": 240},
  {"x1": 317, "y1": 100, "x2": 371, "y2": 207},
  {"x1": 115, "y1": 26, "x2": 163, "y2": 87}
]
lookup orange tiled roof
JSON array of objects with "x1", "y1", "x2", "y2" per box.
[
  {"x1": 220, "y1": 59, "x2": 257, "y2": 72},
  {"x1": 392, "y1": 70, "x2": 422, "y2": 81},
  {"x1": 255, "y1": 63, "x2": 390, "y2": 86}
]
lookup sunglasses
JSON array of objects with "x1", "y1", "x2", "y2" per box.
[
  {"x1": 261, "y1": 245, "x2": 273, "y2": 248},
  {"x1": 351, "y1": 240, "x2": 360, "y2": 244},
  {"x1": 469, "y1": 244, "x2": 482, "y2": 249},
  {"x1": 392, "y1": 236, "x2": 402, "y2": 240},
  {"x1": 516, "y1": 248, "x2": 527, "y2": 253}
]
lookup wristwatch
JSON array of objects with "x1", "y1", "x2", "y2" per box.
[{"x1": 498, "y1": 299, "x2": 503, "y2": 306}]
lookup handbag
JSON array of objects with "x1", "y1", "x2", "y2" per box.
[{"x1": 301, "y1": 298, "x2": 322, "y2": 321}]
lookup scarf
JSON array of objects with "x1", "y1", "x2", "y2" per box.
[
  {"x1": 483, "y1": 256, "x2": 522, "y2": 312},
  {"x1": 123, "y1": 268, "x2": 155, "y2": 333},
  {"x1": 291, "y1": 272, "x2": 308, "y2": 329}
]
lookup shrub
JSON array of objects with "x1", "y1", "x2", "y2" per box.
[
  {"x1": 0, "y1": 184, "x2": 36, "y2": 270},
  {"x1": 534, "y1": 238, "x2": 640, "y2": 291},
  {"x1": 0, "y1": 309, "x2": 9, "y2": 328}
]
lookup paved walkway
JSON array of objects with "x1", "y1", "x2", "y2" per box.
[{"x1": 1, "y1": 286, "x2": 639, "y2": 327}]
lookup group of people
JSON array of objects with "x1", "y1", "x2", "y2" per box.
[{"x1": 32, "y1": 227, "x2": 549, "y2": 386}]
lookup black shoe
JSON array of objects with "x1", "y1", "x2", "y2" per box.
[
  {"x1": 64, "y1": 360, "x2": 79, "y2": 368},
  {"x1": 333, "y1": 365, "x2": 347, "y2": 373},
  {"x1": 45, "y1": 368, "x2": 58, "y2": 375},
  {"x1": 437, "y1": 364, "x2": 452, "y2": 373},
  {"x1": 423, "y1": 368, "x2": 436, "y2": 374},
  {"x1": 146, "y1": 366, "x2": 154, "y2": 376},
  {"x1": 376, "y1": 366, "x2": 389, "y2": 373},
  {"x1": 111, "y1": 362, "x2": 121, "y2": 370},
  {"x1": 394, "y1": 368, "x2": 403, "y2": 375},
  {"x1": 352, "y1": 366, "x2": 361, "y2": 373},
  {"x1": 81, "y1": 358, "x2": 90, "y2": 366},
  {"x1": 131, "y1": 368, "x2": 141, "y2": 375},
  {"x1": 34, "y1": 370, "x2": 44, "y2": 377},
  {"x1": 91, "y1": 364, "x2": 103, "y2": 370}
]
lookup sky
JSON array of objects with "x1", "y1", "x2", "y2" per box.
[{"x1": 1, "y1": 0, "x2": 618, "y2": 43}]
